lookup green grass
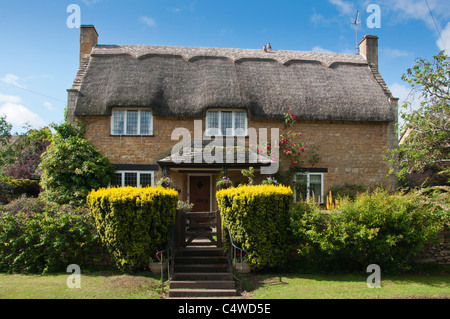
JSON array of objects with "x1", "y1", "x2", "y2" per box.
[
  {"x1": 0, "y1": 271, "x2": 165, "y2": 299},
  {"x1": 240, "y1": 272, "x2": 450, "y2": 299},
  {"x1": 1, "y1": 268, "x2": 449, "y2": 299}
]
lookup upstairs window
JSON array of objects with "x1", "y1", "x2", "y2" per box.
[
  {"x1": 205, "y1": 110, "x2": 247, "y2": 136},
  {"x1": 111, "y1": 109, "x2": 153, "y2": 136}
]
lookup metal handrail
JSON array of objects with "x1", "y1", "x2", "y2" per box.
[
  {"x1": 226, "y1": 229, "x2": 249, "y2": 286},
  {"x1": 154, "y1": 225, "x2": 175, "y2": 294}
]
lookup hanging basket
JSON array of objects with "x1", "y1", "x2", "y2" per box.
[
  {"x1": 233, "y1": 260, "x2": 251, "y2": 274},
  {"x1": 149, "y1": 261, "x2": 168, "y2": 274}
]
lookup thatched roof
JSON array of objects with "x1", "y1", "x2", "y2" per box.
[{"x1": 71, "y1": 44, "x2": 396, "y2": 122}]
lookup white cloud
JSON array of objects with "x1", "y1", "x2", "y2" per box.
[
  {"x1": 0, "y1": 74, "x2": 26, "y2": 89},
  {"x1": 43, "y1": 101, "x2": 55, "y2": 111},
  {"x1": 381, "y1": 48, "x2": 410, "y2": 58},
  {"x1": 140, "y1": 16, "x2": 157, "y2": 28},
  {"x1": 0, "y1": 94, "x2": 45, "y2": 130},
  {"x1": 312, "y1": 46, "x2": 334, "y2": 53},
  {"x1": 390, "y1": 82, "x2": 424, "y2": 111},
  {"x1": 436, "y1": 22, "x2": 450, "y2": 52},
  {"x1": 329, "y1": 0, "x2": 355, "y2": 16}
]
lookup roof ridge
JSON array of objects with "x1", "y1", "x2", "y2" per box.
[{"x1": 92, "y1": 44, "x2": 367, "y2": 68}]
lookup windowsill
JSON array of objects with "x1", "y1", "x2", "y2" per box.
[{"x1": 110, "y1": 134, "x2": 154, "y2": 137}]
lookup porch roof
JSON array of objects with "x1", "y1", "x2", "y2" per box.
[{"x1": 157, "y1": 139, "x2": 272, "y2": 169}]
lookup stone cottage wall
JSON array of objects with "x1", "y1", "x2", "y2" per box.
[{"x1": 77, "y1": 115, "x2": 397, "y2": 194}]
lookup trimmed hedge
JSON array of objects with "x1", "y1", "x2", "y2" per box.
[
  {"x1": 217, "y1": 185, "x2": 293, "y2": 270},
  {"x1": 87, "y1": 186, "x2": 178, "y2": 272}
]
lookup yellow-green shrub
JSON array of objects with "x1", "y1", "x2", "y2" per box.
[
  {"x1": 217, "y1": 185, "x2": 293, "y2": 270},
  {"x1": 87, "y1": 186, "x2": 178, "y2": 272}
]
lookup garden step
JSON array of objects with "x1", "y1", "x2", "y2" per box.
[
  {"x1": 171, "y1": 272, "x2": 233, "y2": 281},
  {"x1": 168, "y1": 288, "x2": 237, "y2": 298},
  {"x1": 175, "y1": 256, "x2": 228, "y2": 264},
  {"x1": 170, "y1": 280, "x2": 236, "y2": 289},
  {"x1": 174, "y1": 263, "x2": 229, "y2": 273},
  {"x1": 176, "y1": 247, "x2": 226, "y2": 257}
]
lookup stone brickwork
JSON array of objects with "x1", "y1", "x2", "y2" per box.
[
  {"x1": 78, "y1": 114, "x2": 397, "y2": 194},
  {"x1": 415, "y1": 227, "x2": 450, "y2": 265}
]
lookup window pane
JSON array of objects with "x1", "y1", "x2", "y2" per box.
[
  {"x1": 295, "y1": 173, "x2": 308, "y2": 202},
  {"x1": 112, "y1": 173, "x2": 122, "y2": 187},
  {"x1": 221, "y1": 111, "x2": 232, "y2": 136},
  {"x1": 206, "y1": 112, "x2": 219, "y2": 136},
  {"x1": 140, "y1": 111, "x2": 152, "y2": 135},
  {"x1": 126, "y1": 111, "x2": 138, "y2": 135},
  {"x1": 140, "y1": 173, "x2": 152, "y2": 187},
  {"x1": 112, "y1": 110, "x2": 125, "y2": 135},
  {"x1": 234, "y1": 112, "x2": 246, "y2": 136},
  {"x1": 124, "y1": 172, "x2": 137, "y2": 187},
  {"x1": 309, "y1": 174, "x2": 322, "y2": 203}
]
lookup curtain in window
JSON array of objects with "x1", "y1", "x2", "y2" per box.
[
  {"x1": 221, "y1": 111, "x2": 232, "y2": 136},
  {"x1": 309, "y1": 174, "x2": 322, "y2": 202},
  {"x1": 112, "y1": 110, "x2": 125, "y2": 135},
  {"x1": 207, "y1": 111, "x2": 219, "y2": 135},
  {"x1": 140, "y1": 111, "x2": 152, "y2": 135},
  {"x1": 126, "y1": 111, "x2": 138, "y2": 135},
  {"x1": 234, "y1": 112, "x2": 246, "y2": 136}
]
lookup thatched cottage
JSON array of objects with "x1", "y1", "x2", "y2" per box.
[{"x1": 67, "y1": 25, "x2": 398, "y2": 211}]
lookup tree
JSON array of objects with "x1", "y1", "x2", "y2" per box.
[
  {"x1": 0, "y1": 116, "x2": 52, "y2": 180},
  {"x1": 387, "y1": 51, "x2": 450, "y2": 185},
  {"x1": 39, "y1": 121, "x2": 116, "y2": 206}
]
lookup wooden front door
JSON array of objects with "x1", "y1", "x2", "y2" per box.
[{"x1": 189, "y1": 175, "x2": 211, "y2": 212}]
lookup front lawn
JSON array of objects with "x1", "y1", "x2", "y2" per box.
[
  {"x1": 0, "y1": 271, "x2": 163, "y2": 299},
  {"x1": 1, "y1": 268, "x2": 449, "y2": 299},
  {"x1": 241, "y1": 271, "x2": 450, "y2": 299}
]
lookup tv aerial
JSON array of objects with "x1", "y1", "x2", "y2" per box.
[{"x1": 352, "y1": 10, "x2": 361, "y2": 54}]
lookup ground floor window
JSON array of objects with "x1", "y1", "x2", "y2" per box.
[
  {"x1": 112, "y1": 171, "x2": 155, "y2": 187},
  {"x1": 294, "y1": 172, "x2": 324, "y2": 203}
]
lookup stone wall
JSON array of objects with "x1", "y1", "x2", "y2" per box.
[
  {"x1": 77, "y1": 114, "x2": 397, "y2": 198},
  {"x1": 415, "y1": 227, "x2": 450, "y2": 265}
]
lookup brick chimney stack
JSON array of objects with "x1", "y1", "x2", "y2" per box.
[
  {"x1": 359, "y1": 35, "x2": 378, "y2": 68},
  {"x1": 80, "y1": 25, "x2": 98, "y2": 64}
]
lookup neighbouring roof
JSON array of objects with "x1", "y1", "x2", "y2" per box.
[{"x1": 71, "y1": 44, "x2": 396, "y2": 122}]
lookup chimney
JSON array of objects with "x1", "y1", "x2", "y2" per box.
[
  {"x1": 359, "y1": 35, "x2": 378, "y2": 68},
  {"x1": 80, "y1": 25, "x2": 98, "y2": 64}
]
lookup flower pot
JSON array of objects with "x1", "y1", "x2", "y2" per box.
[
  {"x1": 233, "y1": 260, "x2": 251, "y2": 274},
  {"x1": 149, "y1": 261, "x2": 168, "y2": 274}
]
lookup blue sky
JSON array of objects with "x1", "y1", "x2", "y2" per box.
[{"x1": 0, "y1": 0, "x2": 449, "y2": 133}]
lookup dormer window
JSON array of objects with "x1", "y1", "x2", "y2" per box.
[
  {"x1": 205, "y1": 110, "x2": 247, "y2": 137},
  {"x1": 111, "y1": 109, "x2": 153, "y2": 136}
]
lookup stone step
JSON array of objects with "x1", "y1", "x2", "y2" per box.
[
  {"x1": 168, "y1": 288, "x2": 237, "y2": 298},
  {"x1": 176, "y1": 247, "x2": 226, "y2": 257},
  {"x1": 170, "y1": 280, "x2": 236, "y2": 289},
  {"x1": 175, "y1": 256, "x2": 228, "y2": 264},
  {"x1": 174, "y1": 263, "x2": 229, "y2": 273},
  {"x1": 171, "y1": 272, "x2": 233, "y2": 281}
]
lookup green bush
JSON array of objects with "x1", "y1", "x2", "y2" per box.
[
  {"x1": 217, "y1": 185, "x2": 293, "y2": 270},
  {"x1": 329, "y1": 183, "x2": 367, "y2": 200},
  {"x1": 0, "y1": 178, "x2": 40, "y2": 203},
  {"x1": 290, "y1": 189, "x2": 447, "y2": 273},
  {"x1": 39, "y1": 122, "x2": 115, "y2": 206},
  {"x1": 87, "y1": 186, "x2": 179, "y2": 272},
  {"x1": 0, "y1": 198, "x2": 107, "y2": 274}
]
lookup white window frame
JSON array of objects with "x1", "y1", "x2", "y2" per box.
[
  {"x1": 110, "y1": 109, "x2": 153, "y2": 136},
  {"x1": 294, "y1": 172, "x2": 324, "y2": 204},
  {"x1": 112, "y1": 171, "x2": 155, "y2": 187},
  {"x1": 205, "y1": 110, "x2": 248, "y2": 137}
]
